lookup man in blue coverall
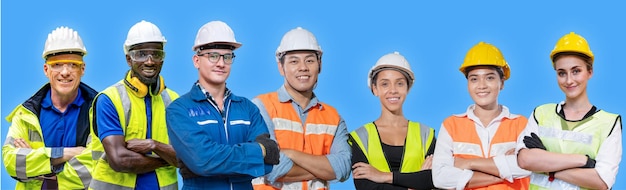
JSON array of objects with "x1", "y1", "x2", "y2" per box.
[{"x1": 166, "y1": 20, "x2": 280, "y2": 190}]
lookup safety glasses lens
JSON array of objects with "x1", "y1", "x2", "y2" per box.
[{"x1": 130, "y1": 49, "x2": 165, "y2": 62}]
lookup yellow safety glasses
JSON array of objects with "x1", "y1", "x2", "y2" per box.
[{"x1": 46, "y1": 60, "x2": 84, "y2": 72}]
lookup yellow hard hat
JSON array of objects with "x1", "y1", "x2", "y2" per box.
[
  {"x1": 550, "y1": 32, "x2": 593, "y2": 64},
  {"x1": 459, "y1": 41, "x2": 510, "y2": 80}
]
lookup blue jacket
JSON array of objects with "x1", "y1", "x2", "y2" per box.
[{"x1": 166, "y1": 84, "x2": 272, "y2": 190}]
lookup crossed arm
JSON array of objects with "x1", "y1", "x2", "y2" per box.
[
  {"x1": 433, "y1": 126, "x2": 529, "y2": 189},
  {"x1": 276, "y1": 120, "x2": 352, "y2": 183},
  {"x1": 101, "y1": 135, "x2": 175, "y2": 174},
  {"x1": 12, "y1": 138, "x2": 85, "y2": 166},
  {"x1": 515, "y1": 114, "x2": 622, "y2": 189},
  {"x1": 280, "y1": 149, "x2": 336, "y2": 181}
]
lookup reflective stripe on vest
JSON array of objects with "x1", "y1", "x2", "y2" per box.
[
  {"x1": 113, "y1": 83, "x2": 173, "y2": 128},
  {"x1": 5, "y1": 107, "x2": 93, "y2": 189},
  {"x1": 28, "y1": 129, "x2": 43, "y2": 142},
  {"x1": 350, "y1": 121, "x2": 434, "y2": 173},
  {"x1": 67, "y1": 158, "x2": 91, "y2": 189},
  {"x1": 253, "y1": 92, "x2": 339, "y2": 190},
  {"x1": 90, "y1": 81, "x2": 178, "y2": 189},
  {"x1": 15, "y1": 148, "x2": 31, "y2": 180},
  {"x1": 529, "y1": 104, "x2": 618, "y2": 190},
  {"x1": 443, "y1": 115, "x2": 530, "y2": 190}
]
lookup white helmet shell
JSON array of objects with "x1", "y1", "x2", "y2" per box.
[
  {"x1": 42, "y1": 26, "x2": 87, "y2": 59},
  {"x1": 275, "y1": 27, "x2": 322, "y2": 62},
  {"x1": 124, "y1": 20, "x2": 166, "y2": 54},
  {"x1": 192, "y1": 21, "x2": 242, "y2": 51},
  {"x1": 368, "y1": 51, "x2": 415, "y2": 90}
]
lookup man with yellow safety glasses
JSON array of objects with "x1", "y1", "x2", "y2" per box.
[
  {"x1": 87, "y1": 20, "x2": 179, "y2": 190},
  {"x1": 3, "y1": 26, "x2": 98, "y2": 189}
]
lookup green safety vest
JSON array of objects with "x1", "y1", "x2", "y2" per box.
[
  {"x1": 350, "y1": 121, "x2": 434, "y2": 172},
  {"x1": 529, "y1": 103, "x2": 619, "y2": 190},
  {"x1": 88, "y1": 81, "x2": 179, "y2": 190}
]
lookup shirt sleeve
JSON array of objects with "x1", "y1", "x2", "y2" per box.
[
  {"x1": 246, "y1": 100, "x2": 274, "y2": 175},
  {"x1": 494, "y1": 117, "x2": 532, "y2": 182},
  {"x1": 492, "y1": 154, "x2": 531, "y2": 182},
  {"x1": 393, "y1": 170, "x2": 435, "y2": 190},
  {"x1": 252, "y1": 98, "x2": 293, "y2": 184},
  {"x1": 515, "y1": 111, "x2": 539, "y2": 153},
  {"x1": 166, "y1": 100, "x2": 267, "y2": 177},
  {"x1": 93, "y1": 95, "x2": 124, "y2": 140},
  {"x1": 51, "y1": 147, "x2": 64, "y2": 159},
  {"x1": 594, "y1": 116, "x2": 622, "y2": 188},
  {"x1": 326, "y1": 118, "x2": 352, "y2": 183},
  {"x1": 432, "y1": 124, "x2": 474, "y2": 190}
]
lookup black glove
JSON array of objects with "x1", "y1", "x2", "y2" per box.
[
  {"x1": 256, "y1": 134, "x2": 279, "y2": 165},
  {"x1": 581, "y1": 155, "x2": 596, "y2": 168},
  {"x1": 523, "y1": 132, "x2": 546, "y2": 150}
]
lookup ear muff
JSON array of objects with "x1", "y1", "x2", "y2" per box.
[{"x1": 123, "y1": 71, "x2": 165, "y2": 98}]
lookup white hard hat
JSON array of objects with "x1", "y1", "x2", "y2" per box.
[
  {"x1": 192, "y1": 21, "x2": 242, "y2": 51},
  {"x1": 124, "y1": 20, "x2": 167, "y2": 54},
  {"x1": 275, "y1": 27, "x2": 322, "y2": 62},
  {"x1": 42, "y1": 26, "x2": 87, "y2": 59},
  {"x1": 368, "y1": 51, "x2": 415, "y2": 90}
]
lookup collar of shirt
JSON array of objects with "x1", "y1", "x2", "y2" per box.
[
  {"x1": 556, "y1": 101, "x2": 598, "y2": 121},
  {"x1": 41, "y1": 88, "x2": 84, "y2": 113},
  {"x1": 277, "y1": 85, "x2": 322, "y2": 112},
  {"x1": 197, "y1": 82, "x2": 231, "y2": 103},
  {"x1": 453, "y1": 104, "x2": 520, "y2": 127}
]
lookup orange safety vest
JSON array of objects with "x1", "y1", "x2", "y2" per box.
[
  {"x1": 443, "y1": 116, "x2": 530, "y2": 190},
  {"x1": 253, "y1": 92, "x2": 340, "y2": 190}
]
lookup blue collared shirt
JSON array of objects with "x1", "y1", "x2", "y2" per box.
[{"x1": 40, "y1": 89, "x2": 84, "y2": 159}]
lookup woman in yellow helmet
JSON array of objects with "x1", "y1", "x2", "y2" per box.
[
  {"x1": 350, "y1": 52, "x2": 436, "y2": 190},
  {"x1": 432, "y1": 42, "x2": 531, "y2": 190},
  {"x1": 517, "y1": 32, "x2": 622, "y2": 190}
]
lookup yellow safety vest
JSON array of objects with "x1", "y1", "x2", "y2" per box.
[
  {"x1": 3, "y1": 83, "x2": 96, "y2": 190},
  {"x1": 88, "y1": 81, "x2": 179, "y2": 190},
  {"x1": 349, "y1": 121, "x2": 434, "y2": 173},
  {"x1": 529, "y1": 103, "x2": 619, "y2": 190}
]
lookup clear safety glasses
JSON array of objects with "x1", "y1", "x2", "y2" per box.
[
  {"x1": 46, "y1": 60, "x2": 83, "y2": 72},
  {"x1": 197, "y1": 52, "x2": 236, "y2": 65},
  {"x1": 128, "y1": 49, "x2": 165, "y2": 62}
]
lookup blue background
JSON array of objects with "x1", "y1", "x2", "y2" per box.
[{"x1": 2, "y1": 1, "x2": 625, "y2": 189}]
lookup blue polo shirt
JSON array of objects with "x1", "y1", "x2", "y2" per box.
[
  {"x1": 95, "y1": 94, "x2": 157, "y2": 190},
  {"x1": 40, "y1": 88, "x2": 84, "y2": 161}
]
